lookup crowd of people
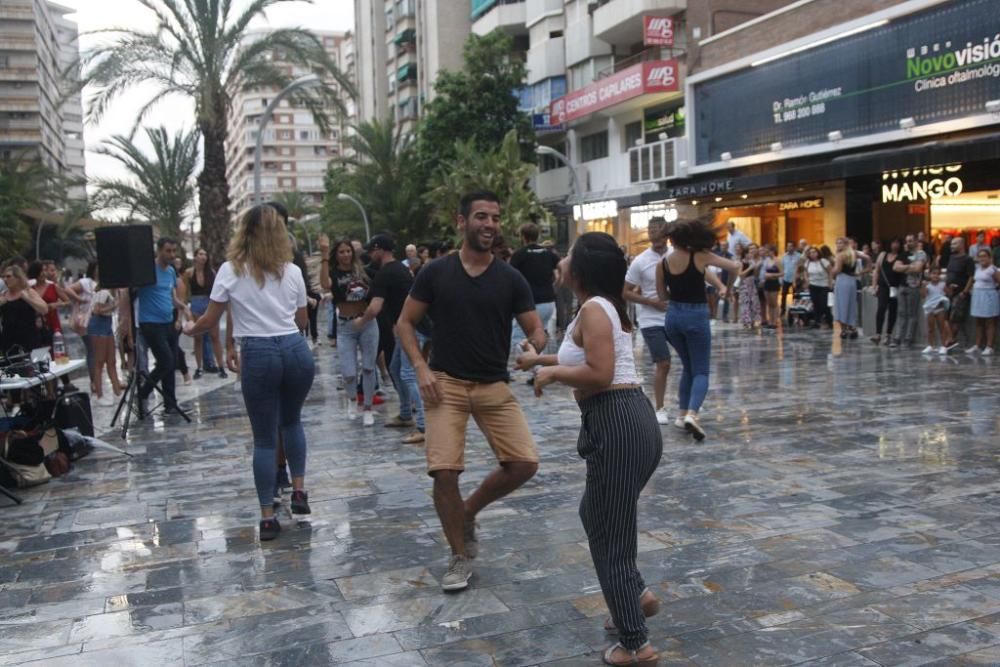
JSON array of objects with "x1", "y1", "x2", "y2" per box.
[{"x1": 695, "y1": 224, "x2": 1000, "y2": 354}]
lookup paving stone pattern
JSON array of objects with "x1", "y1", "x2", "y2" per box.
[{"x1": 2, "y1": 324, "x2": 1000, "y2": 665}]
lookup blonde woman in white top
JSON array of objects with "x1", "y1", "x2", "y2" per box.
[
  {"x1": 517, "y1": 232, "x2": 662, "y2": 666},
  {"x1": 185, "y1": 205, "x2": 315, "y2": 542}
]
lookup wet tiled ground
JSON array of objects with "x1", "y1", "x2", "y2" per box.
[{"x1": 2, "y1": 323, "x2": 1000, "y2": 666}]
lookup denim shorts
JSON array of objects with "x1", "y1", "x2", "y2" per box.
[
  {"x1": 86, "y1": 314, "x2": 113, "y2": 337},
  {"x1": 640, "y1": 326, "x2": 671, "y2": 363}
]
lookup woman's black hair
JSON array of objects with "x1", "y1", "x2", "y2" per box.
[
  {"x1": 26, "y1": 261, "x2": 44, "y2": 280},
  {"x1": 568, "y1": 232, "x2": 632, "y2": 333},
  {"x1": 85, "y1": 261, "x2": 98, "y2": 279},
  {"x1": 666, "y1": 214, "x2": 724, "y2": 252}
]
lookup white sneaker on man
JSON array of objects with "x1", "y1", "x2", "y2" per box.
[
  {"x1": 938, "y1": 346, "x2": 948, "y2": 355},
  {"x1": 362, "y1": 410, "x2": 374, "y2": 427},
  {"x1": 347, "y1": 402, "x2": 358, "y2": 420},
  {"x1": 655, "y1": 408, "x2": 670, "y2": 425},
  {"x1": 921, "y1": 346, "x2": 935, "y2": 355},
  {"x1": 673, "y1": 417, "x2": 686, "y2": 430},
  {"x1": 965, "y1": 345, "x2": 980, "y2": 355},
  {"x1": 983, "y1": 347, "x2": 994, "y2": 356}
]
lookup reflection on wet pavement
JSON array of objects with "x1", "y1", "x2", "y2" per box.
[{"x1": 2, "y1": 324, "x2": 1000, "y2": 665}]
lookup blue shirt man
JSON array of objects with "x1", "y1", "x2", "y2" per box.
[{"x1": 134, "y1": 237, "x2": 182, "y2": 414}]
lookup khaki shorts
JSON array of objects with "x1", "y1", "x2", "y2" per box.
[{"x1": 425, "y1": 371, "x2": 539, "y2": 475}]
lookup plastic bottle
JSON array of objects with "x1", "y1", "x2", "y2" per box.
[{"x1": 52, "y1": 330, "x2": 68, "y2": 364}]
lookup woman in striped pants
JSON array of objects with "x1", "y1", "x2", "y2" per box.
[{"x1": 518, "y1": 232, "x2": 663, "y2": 665}]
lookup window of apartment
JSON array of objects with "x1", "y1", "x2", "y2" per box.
[
  {"x1": 261, "y1": 98, "x2": 269, "y2": 107},
  {"x1": 277, "y1": 129, "x2": 293, "y2": 140},
  {"x1": 538, "y1": 142, "x2": 567, "y2": 173},
  {"x1": 580, "y1": 130, "x2": 608, "y2": 163},
  {"x1": 0, "y1": 56, "x2": 9, "y2": 69},
  {"x1": 281, "y1": 162, "x2": 292, "y2": 171},
  {"x1": 624, "y1": 121, "x2": 643, "y2": 150},
  {"x1": 299, "y1": 130, "x2": 310, "y2": 140},
  {"x1": 313, "y1": 146, "x2": 328, "y2": 156}
]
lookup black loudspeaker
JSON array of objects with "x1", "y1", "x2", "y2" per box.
[
  {"x1": 55, "y1": 391, "x2": 94, "y2": 437},
  {"x1": 95, "y1": 225, "x2": 156, "y2": 288}
]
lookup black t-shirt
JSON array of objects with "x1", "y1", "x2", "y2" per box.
[
  {"x1": 329, "y1": 267, "x2": 370, "y2": 305},
  {"x1": 370, "y1": 260, "x2": 413, "y2": 328},
  {"x1": 946, "y1": 254, "x2": 975, "y2": 290},
  {"x1": 410, "y1": 253, "x2": 534, "y2": 382},
  {"x1": 510, "y1": 244, "x2": 559, "y2": 304}
]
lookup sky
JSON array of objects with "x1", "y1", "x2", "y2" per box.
[{"x1": 57, "y1": 0, "x2": 354, "y2": 202}]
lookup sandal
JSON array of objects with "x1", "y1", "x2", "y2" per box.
[
  {"x1": 604, "y1": 589, "x2": 661, "y2": 634},
  {"x1": 603, "y1": 641, "x2": 659, "y2": 666}
]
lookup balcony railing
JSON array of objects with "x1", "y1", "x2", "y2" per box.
[{"x1": 628, "y1": 137, "x2": 681, "y2": 184}]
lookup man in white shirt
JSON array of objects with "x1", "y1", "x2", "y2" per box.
[
  {"x1": 624, "y1": 217, "x2": 671, "y2": 425},
  {"x1": 726, "y1": 221, "x2": 751, "y2": 256}
]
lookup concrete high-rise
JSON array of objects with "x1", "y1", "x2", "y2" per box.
[
  {"x1": 224, "y1": 30, "x2": 356, "y2": 214},
  {"x1": 0, "y1": 0, "x2": 86, "y2": 197},
  {"x1": 354, "y1": 0, "x2": 470, "y2": 134}
]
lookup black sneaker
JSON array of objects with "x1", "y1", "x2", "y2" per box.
[
  {"x1": 218, "y1": 369, "x2": 228, "y2": 379},
  {"x1": 290, "y1": 490, "x2": 311, "y2": 515},
  {"x1": 194, "y1": 368, "x2": 203, "y2": 379},
  {"x1": 204, "y1": 364, "x2": 219, "y2": 373},
  {"x1": 259, "y1": 517, "x2": 281, "y2": 541}
]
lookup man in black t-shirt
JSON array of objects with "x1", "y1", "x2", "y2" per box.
[
  {"x1": 357, "y1": 234, "x2": 414, "y2": 423},
  {"x1": 945, "y1": 236, "x2": 975, "y2": 348},
  {"x1": 510, "y1": 222, "x2": 559, "y2": 352},
  {"x1": 397, "y1": 190, "x2": 546, "y2": 592}
]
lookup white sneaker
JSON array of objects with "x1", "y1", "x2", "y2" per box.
[
  {"x1": 921, "y1": 346, "x2": 935, "y2": 354},
  {"x1": 983, "y1": 347, "x2": 994, "y2": 356},
  {"x1": 684, "y1": 414, "x2": 706, "y2": 442},
  {"x1": 965, "y1": 345, "x2": 980, "y2": 355},
  {"x1": 655, "y1": 408, "x2": 670, "y2": 425},
  {"x1": 938, "y1": 346, "x2": 948, "y2": 355},
  {"x1": 362, "y1": 410, "x2": 374, "y2": 427},
  {"x1": 673, "y1": 417, "x2": 686, "y2": 430},
  {"x1": 347, "y1": 402, "x2": 358, "y2": 420}
]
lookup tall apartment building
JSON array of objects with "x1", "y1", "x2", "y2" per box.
[
  {"x1": 0, "y1": 0, "x2": 86, "y2": 197},
  {"x1": 354, "y1": 0, "x2": 470, "y2": 133},
  {"x1": 225, "y1": 30, "x2": 355, "y2": 214}
]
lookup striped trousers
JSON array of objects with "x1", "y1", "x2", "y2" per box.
[{"x1": 577, "y1": 387, "x2": 663, "y2": 650}]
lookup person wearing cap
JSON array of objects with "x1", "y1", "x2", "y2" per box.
[{"x1": 358, "y1": 234, "x2": 416, "y2": 428}]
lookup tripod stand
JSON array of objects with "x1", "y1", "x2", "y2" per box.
[{"x1": 110, "y1": 289, "x2": 190, "y2": 439}]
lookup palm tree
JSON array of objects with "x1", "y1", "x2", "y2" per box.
[
  {"x1": 0, "y1": 151, "x2": 54, "y2": 257},
  {"x1": 92, "y1": 126, "x2": 199, "y2": 239},
  {"x1": 76, "y1": 0, "x2": 354, "y2": 262},
  {"x1": 37, "y1": 200, "x2": 97, "y2": 263},
  {"x1": 322, "y1": 118, "x2": 430, "y2": 242}
]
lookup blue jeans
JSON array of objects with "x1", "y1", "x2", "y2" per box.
[
  {"x1": 511, "y1": 301, "x2": 555, "y2": 353},
  {"x1": 327, "y1": 301, "x2": 336, "y2": 339},
  {"x1": 663, "y1": 302, "x2": 711, "y2": 413},
  {"x1": 191, "y1": 296, "x2": 216, "y2": 369},
  {"x1": 398, "y1": 332, "x2": 426, "y2": 430},
  {"x1": 337, "y1": 317, "x2": 378, "y2": 407},
  {"x1": 240, "y1": 334, "x2": 315, "y2": 509}
]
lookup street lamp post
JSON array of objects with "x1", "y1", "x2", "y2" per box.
[
  {"x1": 253, "y1": 74, "x2": 322, "y2": 206},
  {"x1": 36, "y1": 208, "x2": 64, "y2": 261},
  {"x1": 535, "y1": 145, "x2": 583, "y2": 237},
  {"x1": 336, "y1": 193, "x2": 370, "y2": 243},
  {"x1": 293, "y1": 213, "x2": 319, "y2": 255}
]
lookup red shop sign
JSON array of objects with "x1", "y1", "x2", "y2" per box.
[
  {"x1": 643, "y1": 16, "x2": 674, "y2": 47},
  {"x1": 549, "y1": 59, "x2": 679, "y2": 124}
]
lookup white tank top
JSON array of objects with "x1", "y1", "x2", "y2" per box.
[{"x1": 557, "y1": 296, "x2": 640, "y2": 385}]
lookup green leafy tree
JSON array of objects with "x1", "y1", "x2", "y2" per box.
[
  {"x1": 0, "y1": 152, "x2": 48, "y2": 256},
  {"x1": 76, "y1": 0, "x2": 355, "y2": 263},
  {"x1": 322, "y1": 118, "x2": 433, "y2": 243},
  {"x1": 426, "y1": 129, "x2": 551, "y2": 237},
  {"x1": 37, "y1": 200, "x2": 97, "y2": 263},
  {"x1": 91, "y1": 126, "x2": 199, "y2": 239},
  {"x1": 417, "y1": 30, "x2": 534, "y2": 172}
]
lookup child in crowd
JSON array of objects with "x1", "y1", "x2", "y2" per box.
[{"x1": 922, "y1": 267, "x2": 950, "y2": 355}]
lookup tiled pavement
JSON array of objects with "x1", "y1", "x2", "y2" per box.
[{"x1": 2, "y1": 324, "x2": 1000, "y2": 666}]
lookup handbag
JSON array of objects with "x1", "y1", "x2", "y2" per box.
[{"x1": 0, "y1": 432, "x2": 51, "y2": 488}]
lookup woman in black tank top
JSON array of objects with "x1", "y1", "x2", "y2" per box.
[{"x1": 655, "y1": 216, "x2": 741, "y2": 440}]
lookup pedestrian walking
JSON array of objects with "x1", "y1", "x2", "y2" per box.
[
  {"x1": 184, "y1": 204, "x2": 315, "y2": 541},
  {"x1": 516, "y1": 232, "x2": 663, "y2": 666},
  {"x1": 396, "y1": 190, "x2": 545, "y2": 592},
  {"x1": 624, "y1": 216, "x2": 671, "y2": 424},
  {"x1": 184, "y1": 248, "x2": 226, "y2": 378},
  {"x1": 655, "y1": 215, "x2": 740, "y2": 441}
]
